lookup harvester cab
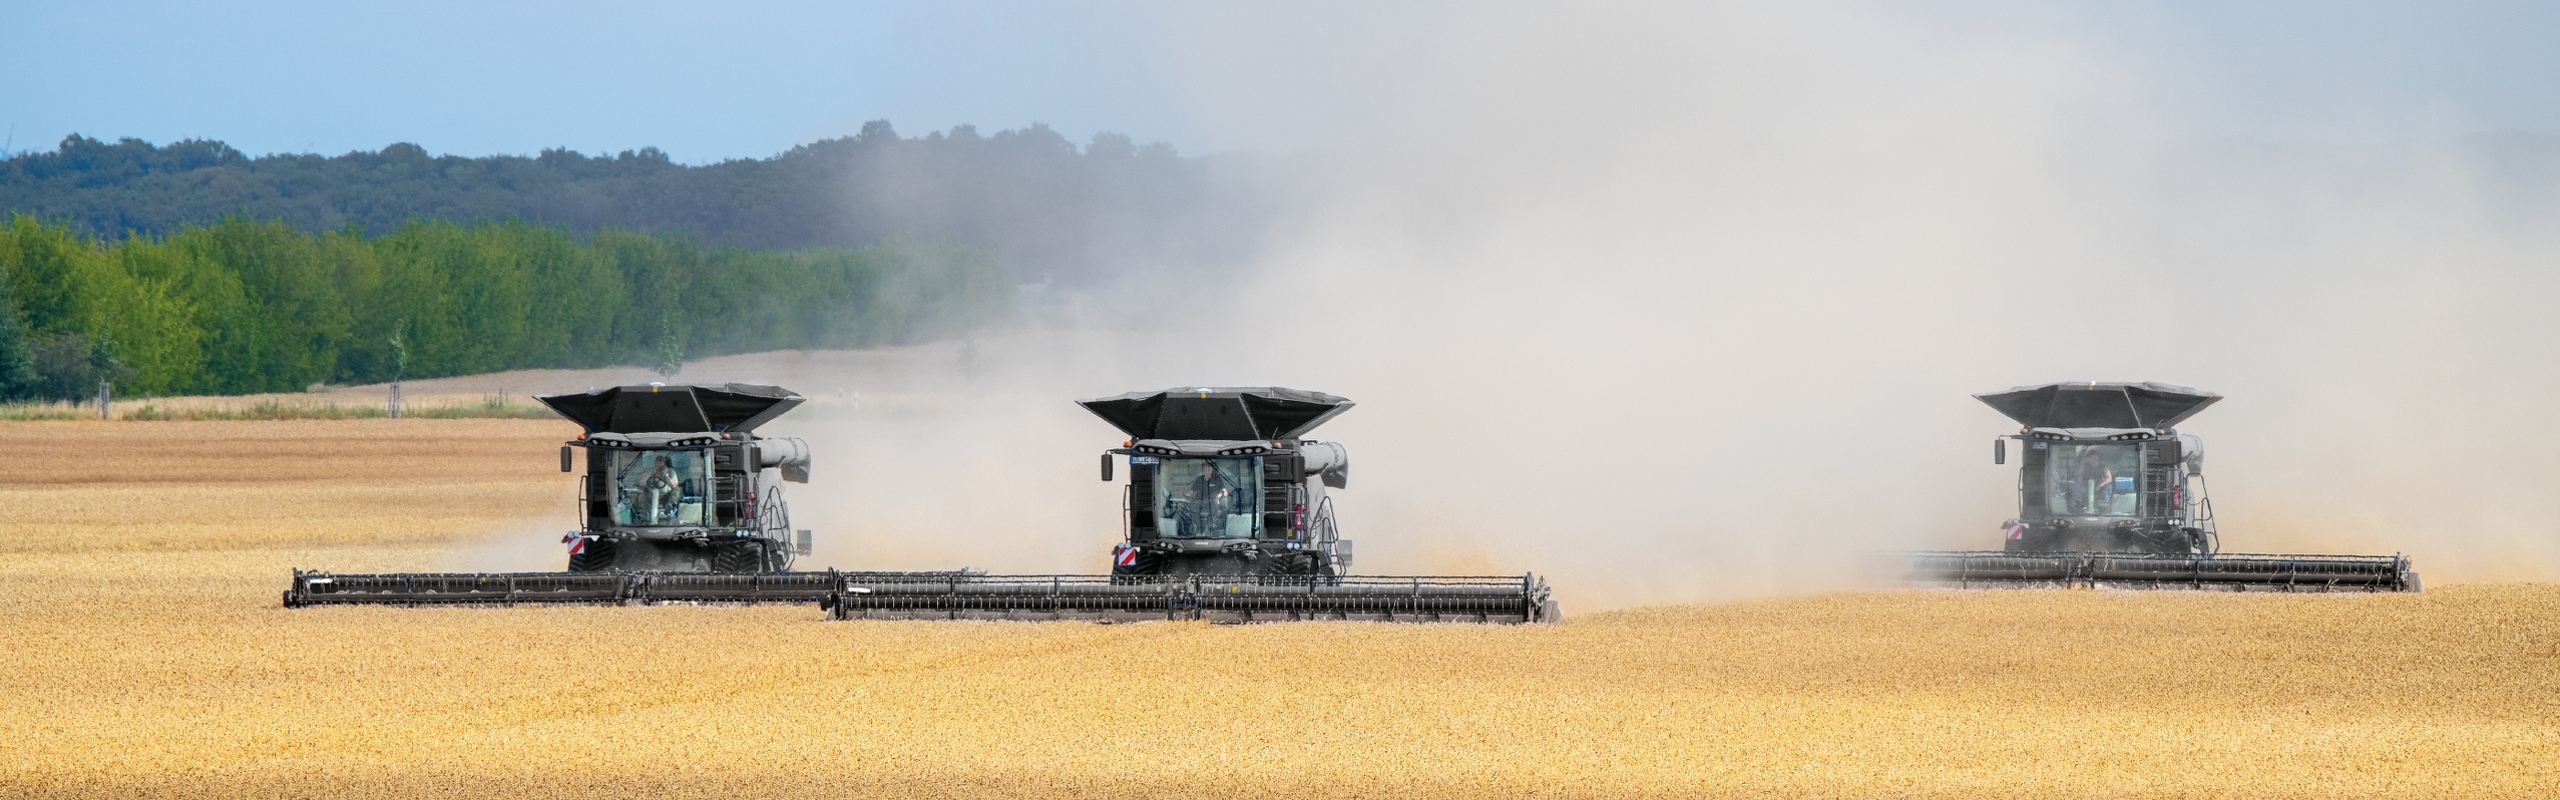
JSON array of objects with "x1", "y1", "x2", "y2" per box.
[
  {"x1": 1977, "y1": 381, "x2": 2221, "y2": 555},
  {"x1": 544, "y1": 383, "x2": 814, "y2": 573},
  {"x1": 1080, "y1": 387, "x2": 1355, "y2": 578}
]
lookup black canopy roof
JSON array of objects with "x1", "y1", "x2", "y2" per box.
[
  {"x1": 1078, "y1": 387, "x2": 1354, "y2": 441},
  {"x1": 1975, "y1": 382, "x2": 2221, "y2": 430},
  {"x1": 538, "y1": 383, "x2": 804, "y2": 434}
]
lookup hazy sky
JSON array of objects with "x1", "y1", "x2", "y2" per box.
[{"x1": 4, "y1": 1, "x2": 2556, "y2": 162}]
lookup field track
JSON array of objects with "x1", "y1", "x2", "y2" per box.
[{"x1": 2, "y1": 420, "x2": 2555, "y2": 798}]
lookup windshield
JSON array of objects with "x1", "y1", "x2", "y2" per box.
[
  {"x1": 2043, "y1": 443, "x2": 2142, "y2": 516},
  {"x1": 611, "y1": 449, "x2": 710, "y2": 527},
  {"x1": 1153, "y1": 457, "x2": 1260, "y2": 539}
]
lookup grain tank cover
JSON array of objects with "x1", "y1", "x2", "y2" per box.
[
  {"x1": 1078, "y1": 387, "x2": 1353, "y2": 441},
  {"x1": 538, "y1": 383, "x2": 804, "y2": 434},
  {"x1": 1975, "y1": 382, "x2": 2220, "y2": 430}
]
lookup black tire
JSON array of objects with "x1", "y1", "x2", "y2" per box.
[
  {"x1": 711, "y1": 541, "x2": 767, "y2": 574},
  {"x1": 568, "y1": 538, "x2": 618, "y2": 572},
  {"x1": 1261, "y1": 551, "x2": 1321, "y2": 578},
  {"x1": 765, "y1": 533, "x2": 796, "y2": 572}
]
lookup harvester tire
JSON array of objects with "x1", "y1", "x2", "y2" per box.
[
  {"x1": 1265, "y1": 551, "x2": 1323, "y2": 577},
  {"x1": 568, "y1": 539, "x2": 618, "y2": 572},
  {"x1": 712, "y1": 541, "x2": 765, "y2": 574}
]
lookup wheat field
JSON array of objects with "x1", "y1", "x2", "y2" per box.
[{"x1": 1, "y1": 420, "x2": 2554, "y2": 799}]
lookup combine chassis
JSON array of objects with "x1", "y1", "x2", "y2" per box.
[
  {"x1": 1912, "y1": 382, "x2": 2423, "y2": 593},
  {"x1": 1907, "y1": 551, "x2": 2418, "y2": 593}
]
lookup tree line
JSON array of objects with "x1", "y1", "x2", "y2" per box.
[
  {"x1": 0, "y1": 121, "x2": 1279, "y2": 287},
  {"x1": 0, "y1": 214, "x2": 1011, "y2": 401}
]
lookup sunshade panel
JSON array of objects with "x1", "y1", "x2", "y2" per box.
[
  {"x1": 1078, "y1": 387, "x2": 1354, "y2": 440},
  {"x1": 1975, "y1": 382, "x2": 2219, "y2": 429},
  {"x1": 537, "y1": 384, "x2": 805, "y2": 434}
]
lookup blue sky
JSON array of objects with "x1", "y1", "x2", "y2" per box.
[{"x1": 3, "y1": 1, "x2": 2555, "y2": 163}]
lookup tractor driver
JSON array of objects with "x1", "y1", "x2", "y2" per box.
[
  {"x1": 2062, "y1": 448, "x2": 2116, "y2": 515},
  {"x1": 1199, "y1": 461, "x2": 1248, "y2": 513},
  {"x1": 1178, "y1": 461, "x2": 1237, "y2": 537},
  {"x1": 623, "y1": 452, "x2": 683, "y2": 525}
]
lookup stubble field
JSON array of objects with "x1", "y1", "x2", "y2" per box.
[{"x1": 2, "y1": 420, "x2": 2555, "y2": 798}]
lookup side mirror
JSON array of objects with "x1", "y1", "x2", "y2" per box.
[
  {"x1": 1993, "y1": 438, "x2": 2006, "y2": 465},
  {"x1": 795, "y1": 529, "x2": 812, "y2": 556},
  {"x1": 1100, "y1": 452, "x2": 1114, "y2": 482},
  {"x1": 560, "y1": 445, "x2": 574, "y2": 473}
]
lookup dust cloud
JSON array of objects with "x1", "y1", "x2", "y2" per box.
[
  {"x1": 1076, "y1": 3, "x2": 2559, "y2": 607},
  {"x1": 469, "y1": 4, "x2": 2560, "y2": 609}
]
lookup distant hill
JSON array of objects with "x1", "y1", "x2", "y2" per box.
[{"x1": 0, "y1": 121, "x2": 1280, "y2": 285}]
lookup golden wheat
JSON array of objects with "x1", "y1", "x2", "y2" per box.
[{"x1": 0, "y1": 420, "x2": 2554, "y2": 799}]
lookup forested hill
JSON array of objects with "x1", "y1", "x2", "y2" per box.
[
  {"x1": 0, "y1": 121, "x2": 1278, "y2": 285},
  {"x1": 0, "y1": 216, "x2": 1012, "y2": 401}
]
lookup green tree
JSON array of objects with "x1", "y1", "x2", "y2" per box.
[
  {"x1": 0, "y1": 263, "x2": 36, "y2": 399},
  {"x1": 0, "y1": 216, "x2": 1013, "y2": 396},
  {"x1": 176, "y1": 216, "x2": 352, "y2": 392}
]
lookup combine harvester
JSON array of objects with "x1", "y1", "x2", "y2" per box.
[
  {"x1": 1907, "y1": 382, "x2": 2420, "y2": 592},
  {"x1": 820, "y1": 387, "x2": 1561, "y2": 623},
  {"x1": 285, "y1": 383, "x2": 910, "y2": 606},
  {"x1": 286, "y1": 383, "x2": 1558, "y2": 623}
]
